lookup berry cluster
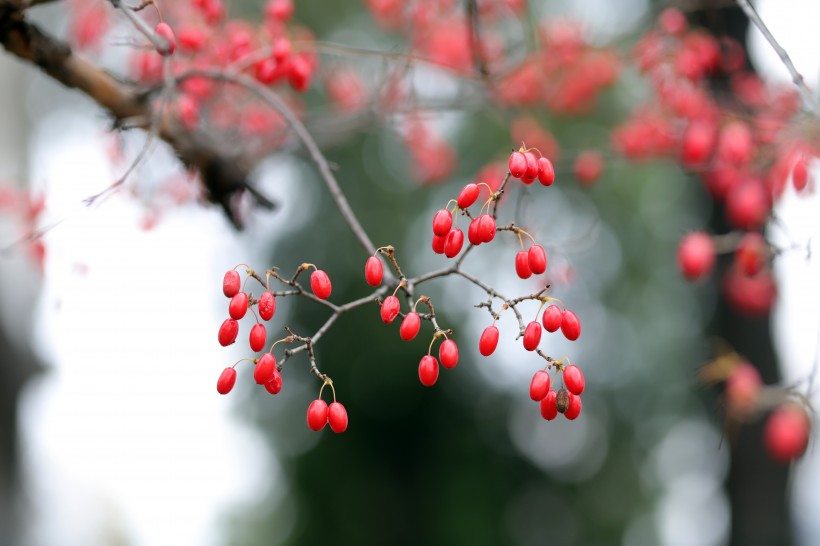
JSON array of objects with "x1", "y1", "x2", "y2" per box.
[{"x1": 531, "y1": 362, "x2": 585, "y2": 421}]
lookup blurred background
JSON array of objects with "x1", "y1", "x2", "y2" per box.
[{"x1": 0, "y1": 0, "x2": 818, "y2": 545}]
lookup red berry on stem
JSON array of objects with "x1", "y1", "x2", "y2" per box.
[
  {"x1": 254, "y1": 353, "x2": 276, "y2": 384},
  {"x1": 381, "y1": 295, "x2": 400, "y2": 324},
  {"x1": 229, "y1": 292, "x2": 249, "y2": 320},
  {"x1": 432, "y1": 234, "x2": 446, "y2": 254},
  {"x1": 540, "y1": 390, "x2": 558, "y2": 420},
  {"x1": 764, "y1": 405, "x2": 809, "y2": 463},
  {"x1": 307, "y1": 399, "x2": 329, "y2": 431},
  {"x1": 223, "y1": 270, "x2": 241, "y2": 297},
  {"x1": 439, "y1": 339, "x2": 459, "y2": 369},
  {"x1": 542, "y1": 305, "x2": 563, "y2": 333},
  {"x1": 418, "y1": 355, "x2": 439, "y2": 386},
  {"x1": 310, "y1": 270, "x2": 332, "y2": 299},
  {"x1": 258, "y1": 291, "x2": 276, "y2": 321},
  {"x1": 677, "y1": 232, "x2": 715, "y2": 281},
  {"x1": 529, "y1": 370, "x2": 550, "y2": 401},
  {"x1": 563, "y1": 365, "x2": 585, "y2": 395},
  {"x1": 793, "y1": 158, "x2": 809, "y2": 191},
  {"x1": 444, "y1": 228, "x2": 464, "y2": 258},
  {"x1": 508, "y1": 151, "x2": 527, "y2": 178},
  {"x1": 726, "y1": 181, "x2": 770, "y2": 231},
  {"x1": 522, "y1": 152, "x2": 538, "y2": 183},
  {"x1": 399, "y1": 312, "x2": 421, "y2": 340},
  {"x1": 217, "y1": 367, "x2": 237, "y2": 395},
  {"x1": 734, "y1": 233, "x2": 767, "y2": 276},
  {"x1": 154, "y1": 22, "x2": 176, "y2": 56},
  {"x1": 537, "y1": 157, "x2": 555, "y2": 186},
  {"x1": 218, "y1": 318, "x2": 239, "y2": 346},
  {"x1": 432, "y1": 209, "x2": 453, "y2": 237},
  {"x1": 560, "y1": 310, "x2": 581, "y2": 341},
  {"x1": 249, "y1": 323, "x2": 267, "y2": 352},
  {"x1": 515, "y1": 251, "x2": 532, "y2": 279},
  {"x1": 478, "y1": 214, "x2": 496, "y2": 243},
  {"x1": 479, "y1": 325, "x2": 499, "y2": 356},
  {"x1": 264, "y1": 369, "x2": 283, "y2": 394},
  {"x1": 528, "y1": 245, "x2": 547, "y2": 274},
  {"x1": 457, "y1": 183, "x2": 480, "y2": 209},
  {"x1": 523, "y1": 321, "x2": 542, "y2": 351},
  {"x1": 328, "y1": 402, "x2": 348, "y2": 433},
  {"x1": 365, "y1": 257, "x2": 384, "y2": 286},
  {"x1": 467, "y1": 218, "x2": 483, "y2": 246},
  {"x1": 564, "y1": 393, "x2": 582, "y2": 420}
]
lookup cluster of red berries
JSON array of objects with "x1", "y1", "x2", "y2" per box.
[{"x1": 530, "y1": 363, "x2": 585, "y2": 421}]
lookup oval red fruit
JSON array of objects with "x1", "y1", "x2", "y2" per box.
[
  {"x1": 218, "y1": 318, "x2": 239, "y2": 346},
  {"x1": 381, "y1": 295, "x2": 400, "y2": 324},
  {"x1": 223, "y1": 270, "x2": 241, "y2": 297},
  {"x1": 542, "y1": 305, "x2": 563, "y2": 333},
  {"x1": 726, "y1": 181, "x2": 770, "y2": 231},
  {"x1": 432, "y1": 209, "x2": 453, "y2": 237},
  {"x1": 365, "y1": 257, "x2": 384, "y2": 287},
  {"x1": 432, "y1": 234, "x2": 446, "y2": 254},
  {"x1": 677, "y1": 232, "x2": 715, "y2": 281},
  {"x1": 444, "y1": 229, "x2": 464, "y2": 258},
  {"x1": 264, "y1": 369, "x2": 282, "y2": 394},
  {"x1": 508, "y1": 151, "x2": 527, "y2": 178},
  {"x1": 540, "y1": 390, "x2": 558, "y2": 420},
  {"x1": 560, "y1": 310, "x2": 581, "y2": 341},
  {"x1": 457, "y1": 183, "x2": 480, "y2": 209},
  {"x1": 529, "y1": 370, "x2": 550, "y2": 401},
  {"x1": 478, "y1": 214, "x2": 496, "y2": 243},
  {"x1": 310, "y1": 269, "x2": 332, "y2": 299},
  {"x1": 523, "y1": 321, "x2": 542, "y2": 351},
  {"x1": 564, "y1": 392, "x2": 582, "y2": 420},
  {"x1": 307, "y1": 399, "x2": 329, "y2": 431},
  {"x1": 528, "y1": 245, "x2": 547, "y2": 274},
  {"x1": 563, "y1": 365, "x2": 585, "y2": 395},
  {"x1": 418, "y1": 355, "x2": 439, "y2": 386},
  {"x1": 439, "y1": 339, "x2": 458, "y2": 369},
  {"x1": 467, "y1": 218, "x2": 483, "y2": 246},
  {"x1": 249, "y1": 323, "x2": 267, "y2": 352},
  {"x1": 254, "y1": 353, "x2": 276, "y2": 384},
  {"x1": 217, "y1": 367, "x2": 237, "y2": 395},
  {"x1": 229, "y1": 292, "x2": 249, "y2": 320},
  {"x1": 537, "y1": 157, "x2": 555, "y2": 186},
  {"x1": 154, "y1": 22, "x2": 176, "y2": 56},
  {"x1": 258, "y1": 291, "x2": 276, "y2": 321},
  {"x1": 792, "y1": 158, "x2": 808, "y2": 191},
  {"x1": 764, "y1": 404, "x2": 809, "y2": 463},
  {"x1": 328, "y1": 402, "x2": 348, "y2": 433},
  {"x1": 522, "y1": 152, "x2": 538, "y2": 183},
  {"x1": 479, "y1": 325, "x2": 500, "y2": 356},
  {"x1": 515, "y1": 251, "x2": 532, "y2": 279},
  {"x1": 734, "y1": 233, "x2": 767, "y2": 276},
  {"x1": 399, "y1": 312, "x2": 421, "y2": 340}
]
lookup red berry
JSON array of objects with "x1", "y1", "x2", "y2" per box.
[
  {"x1": 467, "y1": 218, "x2": 483, "y2": 246},
  {"x1": 681, "y1": 120, "x2": 716, "y2": 166},
  {"x1": 725, "y1": 362, "x2": 761, "y2": 414},
  {"x1": 399, "y1": 312, "x2": 421, "y2": 340},
  {"x1": 522, "y1": 152, "x2": 538, "y2": 183},
  {"x1": 564, "y1": 392, "x2": 582, "y2": 420},
  {"x1": 560, "y1": 310, "x2": 581, "y2": 341},
  {"x1": 288, "y1": 55, "x2": 312, "y2": 92},
  {"x1": 444, "y1": 228, "x2": 464, "y2": 258},
  {"x1": 793, "y1": 158, "x2": 809, "y2": 191},
  {"x1": 563, "y1": 365, "x2": 585, "y2": 395},
  {"x1": 574, "y1": 151, "x2": 603, "y2": 186},
  {"x1": 764, "y1": 405, "x2": 810, "y2": 463},
  {"x1": 542, "y1": 305, "x2": 563, "y2": 333},
  {"x1": 439, "y1": 339, "x2": 458, "y2": 369},
  {"x1": 432, "y1": 234, "x2": 446, "y2": 254},
  {"x1": 529, "y1": 370, "x2": 550, "y2": 401},
  {"x1": 381, "y1": 295, "x2": 400, "y2": 324},
  {"x1": 515, "y1": 251, "x2": 532, "y2": 279},
  {"x1": 223, "y1": 270, "x2": 241, "y2": 297},
  {"x1": 508, "y1": 151, "x2": 527, "y2": 178},
  {"x1": 249, "y1": 323, "x2": 267, "y2": 352},
  {"x1": 258, "y1": 291, "x2": 276, "y2": 321},
  {"x1": 365, "y1": 256, "x2": 384, "y2": 286},
  {"x1": 528, "y1": 245, "x2": 547, "y2": 274},
  {"x1": 537, "y1": 157, "x2": 555, "y2": 186},
  {"x1": 310, "y1": 269, "x2": 332, "y2": 299},
  {"x1": 418, "y1": 355, "x2": 439, "y2": 386},
  {"x1": 229, "y1": 292, "x2": 249, "y2": 320},
  {"x1": 218, "y1": 318, "x2": 239, "y2": 346},
  {"x1": 478, "y1": 214, "x2": 496, "y2": 243},
  {"x1": 432, "y1": 209, "x2": 453, "y2": 236},
  {"x1": 734, "y1": 232, "x2": 767, "y2": 276},
  {"x1": 265, "y1": 0, "x2": 294, "y2": 21},
  {"x1": 523, "y1": 321, "x2": 541, "y2": 351},
  {"x1": 726, "y1": 181, "x2": 770, "y2": 230},
  {"x1": 307, "y1": 399, "x2": 329, "y2": 431},
  {"x1": 217, "y1": 367, "x2": 237, "y2": 395},
  {"x1": 457, "y1": 183, "x2": 480, "y2": 209},
  {"x1": 717, "y1": 121, "x2": 753, "y2": 166},
  {"x1": 154, "y1": 22, "x2": 176, "y2": 56},
  {"x1": 539, "y1": 390, "x2": 558, "y2": 420},
  {"x1": 677, "y1": 232, "x2": 715, "y2": 280},
  {"x1": 479, "y1": 325, "x2": 499, "y2": 356},
  {"x1": 264, "y1": 369, "x2": 282, "y2": 395},
  {"x1": 254, "y1": 353, "x2": 276, "y2": 384},
  {"x1": 328, "y1": 402, "x2": 348, "y2": 433}
]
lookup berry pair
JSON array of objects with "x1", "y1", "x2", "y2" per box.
[
  {"x1": 541, "y1": 305, "x2": 581, "y2": 341},
  {"x1": 514, "y1": 244, "x2": 547, "y2": 279},
  {"x1": 307, "y1": 399, "x2": 348, "y2": 433},
  {"x1": 418, "y1": 339, "x2": 459, "y2": 387}
]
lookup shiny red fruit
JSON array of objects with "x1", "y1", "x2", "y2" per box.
[
  {"x1": 418, "y1": 355, "x2": 439, "y2": 386},
  {"x1": 310, "y1": 270, "x2": 332, "y2": 299},
  {"x1": 479, "y1": 325, "x2": 499, "y2": 356},
  {"x1": 508, "y1": 151, "x2": 527, "y2": 178},
  {"x1": 432, "y1": 209, "x2": 453, "y2": 236},
  {"x1": 478, "y1": 214, "x2": 496, "y2": 243},
  {"x1": 249, "y1": 323, "x2": 267, "y2": 352},
  {"x1": 529, "y1": 370, "x2": 550, "y2": 401},
  {"x1": 764, "y1": 405, "x2": 809, "y2": 463},
  {"x1": 154, "y1": 22, "x2": 176, "y2": 55},
  {"x1": 229, "y1": 292, "x2": 249, "y2": 320},
  {"x1": 258, "y1": 291, "x2": 276, "y2": 321},
  {"x1": 539, "y1": 390, "x2": 558, "y2": 420},
  {"x1": 254, "y1": 353, "x2": 276, "y2": 384},
  {"x1": 307, "y1": 399, "x2": 329, "y2": 431},
  {"x1": 223, "y1": 270, "x2": 241, "y2": 297},
  {"x1": 328, "y1": 402, "x2": 348, "y2": 433},
  {"x1": 677, "y1": 232, "x2": 715, "y2": 281},
  {"x1": 564, "y1": 393, "x2": 582, "y2": 420},
  {"x1": 381, "y1": 295, "x2": 400, "y2": 324},
  {"x1": 537, "y1": 157, "x2": 555, "y2": 186},
  {"x1": 542, "y1": 305, "x2": 563, "y2": 333},
  {"x1": 399, "y1": 312, "x2": 421, "y2": 340},
  {"x1": 523, "y1": 321, "x2": 542, "y2": 351},
  {"x1": 563, "y1": 365, "x2": 585, "y2": 395},
  {"x1": 264, "y1": 368, "x2": 282, "y2": 394},
  {"x1": 726, "y1": 181, "x2": 770, "y2": 230},
  {"x1": 217, "y1": 367, "x2": 237, "y2": 395},
  {"x1": 528, "y1": 245, "x2": 547, "y2": 274},
  {"x1": 467, "y1": 218, "x2": 483, "y2": 246},
  {"x1": 432, "y1": 234, "x2": 446, "y2": 254},
  {"x1": 365, "y1": 257, "x2": 383, "y2": 287},
  {"x1": 522, "y1": 152, "x2": 538, "y2": 183},
  {"x1": 560, "y1": 310, "x2": 581, "y2": 341},
  {"x1": 218, "y1": 318, "x2": 239, "y2": 346},
  {"x1": 515, "y1": 251, "x2": 532, "y2": 279},
  {"x1": 439, "y1": 339, "x2": 458, "y2": 368},
  {"x1": 457, "y1": 183, "x2": 480, "y2": 209},
  {"x1": 444, "y1": 229, "x2": 464, "y2": 258}
]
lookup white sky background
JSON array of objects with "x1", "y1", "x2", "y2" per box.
[{"x1": 2, "y1": 1, "x2": 818, "y2": 545}]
